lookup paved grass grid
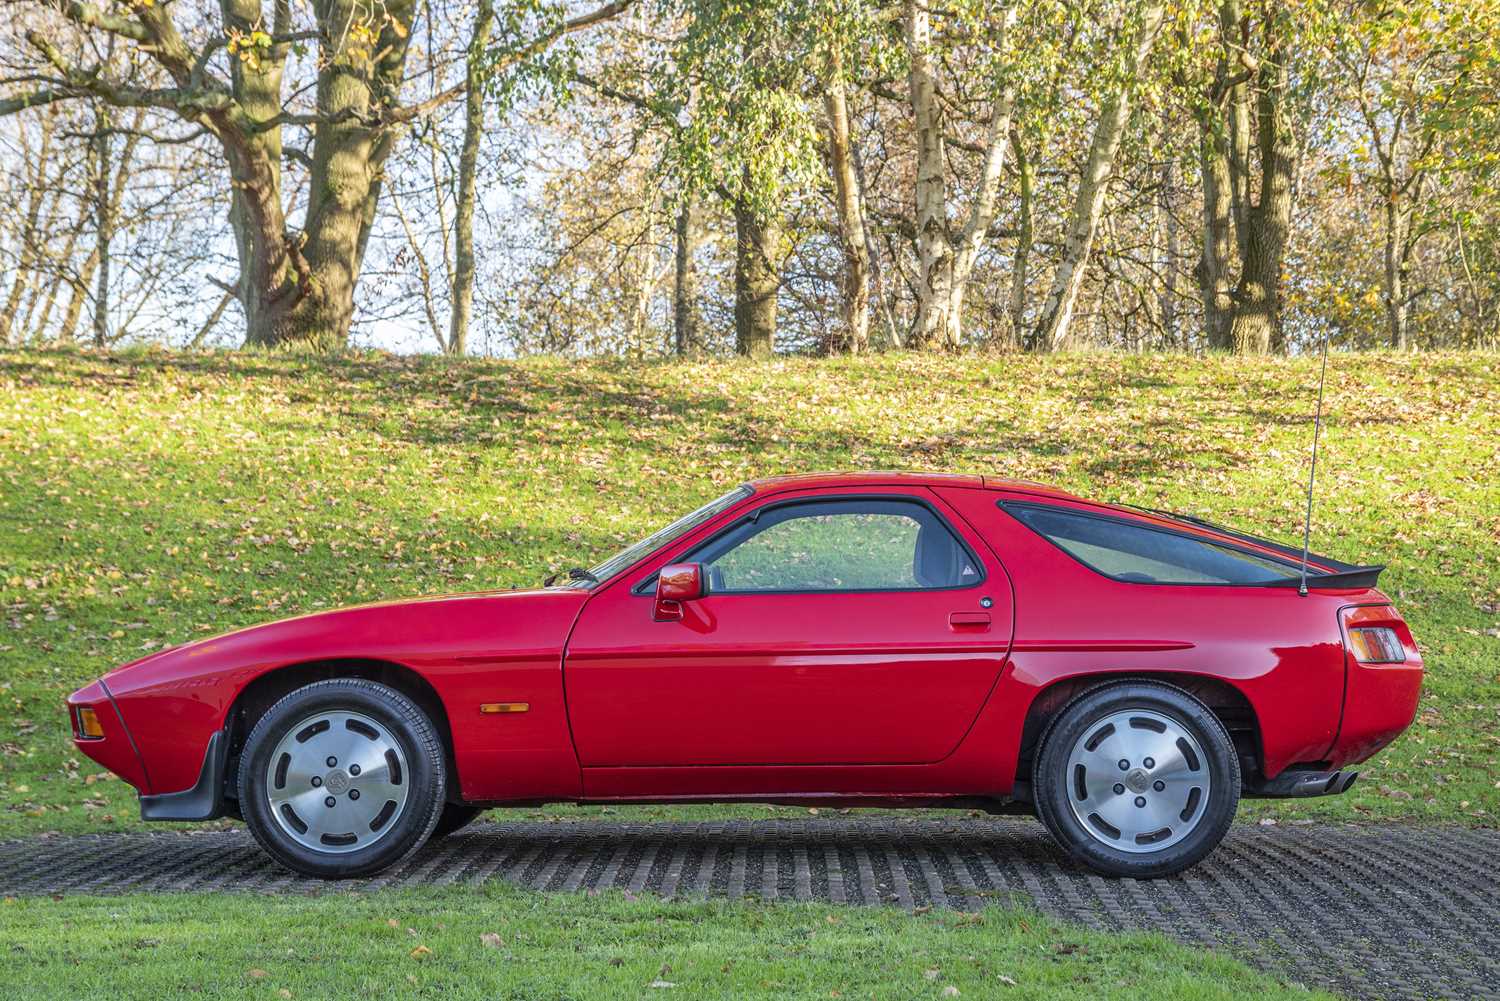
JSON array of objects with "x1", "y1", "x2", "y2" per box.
[{"x1": 2, "y1": 817, "x2": 1493, "y2": 1000}]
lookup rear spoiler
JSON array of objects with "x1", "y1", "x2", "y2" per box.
[{"x1": 1262, "y1": 565, "x2": 1386, "y2": 589}]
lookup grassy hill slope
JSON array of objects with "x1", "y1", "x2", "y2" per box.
[{"x1": 1, "y1": 348, "x2": 1495, "y2": 837}]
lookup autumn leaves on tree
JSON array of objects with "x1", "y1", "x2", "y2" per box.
[{"x1": 1, "y1": 0, "x2": 1497, "y2": 354}]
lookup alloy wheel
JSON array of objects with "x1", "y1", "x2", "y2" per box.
[
  {"x1": 265, "y1": 709, "x2": 410, "y2": 854},
  {"x1": 1063, "y1": 708, "x2": 1211, "y2": 854}
]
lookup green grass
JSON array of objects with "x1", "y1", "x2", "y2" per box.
[
  {"x1": 0, "y1": 883, "x2": 1334, "y2": 1000},
  {"x1": 0, "y1": 348, "x2": 1496, "y2": 838}
]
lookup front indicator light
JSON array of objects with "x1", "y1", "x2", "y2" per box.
[
  {"x1": 1348, "y1": 626, "x2": 1405, "y2": 664},
  {"x1": 75, "y1": 706, "x2": 105, "y2": 739}
]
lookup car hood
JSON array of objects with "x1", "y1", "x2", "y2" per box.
[{"x1": 98, "y1": 586, "x2": 591, "y2": 690}]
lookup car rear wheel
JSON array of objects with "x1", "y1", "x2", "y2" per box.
[
  {"x1": 238, "y1": 679, "x2": 446, "y2": 878},
  {"x1": 1033, "y1": 681, "x2": 1239, "y2": 878}
]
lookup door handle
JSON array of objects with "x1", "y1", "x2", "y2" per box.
[{"x1": 948, "y1": 611, "x2": 990, "y2": 629}]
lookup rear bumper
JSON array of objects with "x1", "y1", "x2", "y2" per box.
[{"x1": 1245, "y1": 768, "x2": 1359, "y2": 798}]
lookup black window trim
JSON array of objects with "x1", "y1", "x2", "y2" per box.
[
  {"x1": 998, "y1": 499, "x2": 1327, "y2": 588},
  {"x1": 632, "y1": 492, "x2": 988, "y2": 596}
]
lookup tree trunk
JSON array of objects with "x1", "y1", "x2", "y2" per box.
[
  {"x1": 448, "y1": 0, "x2": 495, "y2": 358},
  {"x1": 0, "y1": 112, "x2": 53, "y2": 345},
  {"x1": 237, "y1": 0, "x2": 415, "y2": 349},
  {"x1": 1196, "y1": 116, "x2": 1238, "y2": 350},
  {"x1": 1160, "y1": 148, "x2": 1180, "y2": 348},
  {"x1": 91, "y1": 120, "x2": 112, "y2": 346},
  {"x1": 1002, "y1": 136, "x2": 1032, "y2": 351},
  {"x1": 1382, "y1": 197, "x2": 1411, "y2": 350},
  {"x1": 1227, "y1": 47, "x2": 1295, "y2": 355},
  {"x1": 905, "y1": 0, "x2": 951, "y2": 350},
  {"x1": 733, "y1": 194, "x2": 779, "y2": 357},
  {"x1": 822, "y1": 67, "x2": 870, "y2": 355},
  {"x1": 59, "y1": 246, "x2": 99, "y2": 344},
  {"x1": 673, "y1": 197, "x2": 706, "y2": 355},
  {"x1": 903, "y1": 0, "x2": 1017, "y2": 350},
  {"x1": 1034, "y1": 3, "x2": 1166, "y2": 351}
]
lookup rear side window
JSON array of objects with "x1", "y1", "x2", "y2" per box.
[{"x1": 1005, "y1": 504, "x2": 1300, "y2": 585}]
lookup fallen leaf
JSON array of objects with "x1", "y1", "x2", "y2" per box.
[
  {"x1": 410, "y1": 945, "x2": 432, "y2": 959},
  {"x1": 480, "y1": 932, "x2": 504, "y2": 949}
]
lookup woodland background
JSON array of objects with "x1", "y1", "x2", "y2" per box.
[{"x1": 1, "y1": 0, "x2": 1498, "y2": 358}]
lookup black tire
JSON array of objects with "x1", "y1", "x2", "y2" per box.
[
  {"x1": 1032, "y1": 681, "x2": 1239, "y2": 878},
  {"x1": 431, "y1": 802, "x2": 485, "y2": 838},
  {"x1": 238, "y1": 679, "x2": 447, "y2": 878}
]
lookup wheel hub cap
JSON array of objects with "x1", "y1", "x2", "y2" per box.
[
  {"x1": 1065, "y1": 708, "x2": 1211, "y2": 854},
  {"x1": 266, "y1": 710, "x2": 409, "y2": 854}
]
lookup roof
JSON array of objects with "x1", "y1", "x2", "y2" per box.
[
  {"x1": 746, "y1": 471, "x2": 984, "y2": 493},
  {"x1": 745, "y1": 470, "x2": 1096, "y2": 500},
  {"x1": 741, "y1": 472, "x2": 1331, "y2": 570}
]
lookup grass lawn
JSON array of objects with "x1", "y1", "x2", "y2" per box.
[
  {"x1": 0, "y1": 348, "x2": 1495, "y2": 837},
  {"x1": 0, "y1": 883, "x2": 1335, "y2": 1000}
]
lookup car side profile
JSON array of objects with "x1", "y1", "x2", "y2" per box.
[{"x1": 67, "y1": 473, "x2": 1423, "y2": 879}]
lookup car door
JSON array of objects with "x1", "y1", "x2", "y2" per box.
[{"x1": 563, "y1": 487, "x2": 1014, "y2": 768}]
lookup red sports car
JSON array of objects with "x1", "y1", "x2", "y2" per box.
[{"x1": 67, "y1": 473, "x2": 1422, "y2": 879}]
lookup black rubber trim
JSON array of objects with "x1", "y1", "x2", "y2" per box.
[{"x1": 139, "y1": 729, "x2": 229, "y2": 821}]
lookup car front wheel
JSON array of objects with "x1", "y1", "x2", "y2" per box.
[
  {"x1": 1033, "y1": 681, "x2": 1239, "y2": 878},
  {"x1": 238, "y1": 679, "x2": 447, "y2": 878}
]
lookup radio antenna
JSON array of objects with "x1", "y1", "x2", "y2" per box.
[{"x1": 1298, "y1": 330, "x2": 1332, "y2": 597}]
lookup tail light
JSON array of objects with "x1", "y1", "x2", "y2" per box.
[{"x1": 1347, "y1": 626, "x2": 1405, "y2": 664}]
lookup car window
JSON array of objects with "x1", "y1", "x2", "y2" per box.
[
  {"x1": 689, "y1": 498, "x2": 982, "y2": 592},
  {"x1": 587, "y1": 485, "x2": 752, "y2": 585},
  {"x1": 1005, "y1": 504, "x2": 1300, "y2": 585}
]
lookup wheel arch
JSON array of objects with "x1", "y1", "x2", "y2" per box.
[
  {"x1": 222, "y1": 658, "x2": 460, "y2": 811},
  {"x1": 1011, "y1": 671, "x2": 1262, "y2": 799}
]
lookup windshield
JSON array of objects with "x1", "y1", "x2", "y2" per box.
[{"x1": 582, "y1": 485, "x2": 753, "y2": 585}]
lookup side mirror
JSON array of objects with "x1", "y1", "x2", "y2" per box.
[{"x1": 654, "y1": 563, "x2": 704, "y2": 622}]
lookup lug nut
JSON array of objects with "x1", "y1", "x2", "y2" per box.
[
  {"x1": 1153, "y1": 780, "x2": 1166, "y2": 792},
  {"x1": 311, "y1": 776, "x2": 322, "y2": 787},
  {"x1": 1134, "y1": 796, "x2": 1147, "y2": 808},
  {"x1": 324, "y1": 796, "x2": 336, "y2": 808},
  {"x1": 349, "y1": 764, "x2": 361, "y2": 776},
  {"x1": 326, "y1": 756, "x2": 338, "y2": 767},
  {"x1": 1143, "y1": 756, "x2": 1155, "y2": 769},
  {"x1": 1118, "y1": 759, "x2": 1130, "y2": 770},
  {"x1": 348, "y1": 789, "x2": 360, "y2": 801},
  {"x1": 1113, "y1": 783, "x2": 1126, "y2": 795}
]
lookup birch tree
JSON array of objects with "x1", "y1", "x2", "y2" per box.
[
  {"x1": 904, "y1": 0, "x2": 1016, "y2": 350},
  {"x1": 1032, "y1": 2, "x2": 1167, "y2": 351}
]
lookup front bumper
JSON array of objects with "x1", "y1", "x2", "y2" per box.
[
  {"x1": 67, "y1": 680, "x2": 151, "y2": 792},
  {"x1": 1245, "y1": 768, "x2": 1359, "y2": 798}
]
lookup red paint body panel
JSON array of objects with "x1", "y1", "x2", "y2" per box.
[
  {"x1": 86, "y1": 590, "x2": 588, "y2": 801},
  {"x1": 1331, "y1": 605, "x2": 1425, "y2": 766},
  {"x1": 67, "y1": 472, "x2": 1423, "y2": 811},
  {"x1": 565, "y1": 485, "x2": 1014, "y2": 773},
  {"x1": 67, "y1": 680, "x2": 151, "y2": 791}
]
